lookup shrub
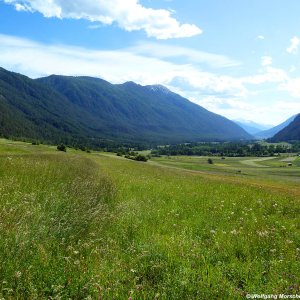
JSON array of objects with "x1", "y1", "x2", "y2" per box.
[
  {"x1": 207, "y1": 158, "x2": 213, "y2": 164},
  {"x1": 57, "y1": 144, "x2": 67, "y2": 152},
  {"x1": 135, "y1": 154, "x2": 148, "y2": 162}
]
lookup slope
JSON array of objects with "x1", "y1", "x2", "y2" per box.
[
  {"x1": 0, "y1": 67, "x2": 87, "y2": 143},
  {"x1": 37, "y1": 75, "x2": 252, "y2": 143},
  {"x1": 270, "y1": 113, "x2": 300, "y2": 142}
]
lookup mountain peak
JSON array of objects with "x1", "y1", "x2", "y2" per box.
[
  {"x1": 122, "y1": 81, "x2": 141, "y2": 87},
  {"x1": 145, "y1": 84, "x2": 171, "y2": 95}
]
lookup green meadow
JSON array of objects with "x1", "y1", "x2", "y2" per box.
[{"x1": 0, "y1": 140, "x2": 299, "y2": 299}]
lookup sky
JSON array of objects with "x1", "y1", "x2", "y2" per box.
[{"x1": 1, "y1": 0, "x2": 300, "y2": 125}]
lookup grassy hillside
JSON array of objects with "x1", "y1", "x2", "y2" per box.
[{"x1": 0, "y1": 140, "x2": 299, "y2": 299}]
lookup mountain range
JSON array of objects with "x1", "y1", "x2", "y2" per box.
[
  {"x1": 234, "y1": 120, "x2": 272, "y2": 135},
  {"x1": 0, "y1": 67, "x2": 252, "y2": 147},
  {"x1": 254, "y1": 115, "x2": 297, "y2": 139}
]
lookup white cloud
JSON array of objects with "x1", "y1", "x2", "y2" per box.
[
  {"x1": 261, "y1": 56, "x2": 272, "y2": 67},
  {"x1": 241, "y1": 66, "x2": 288, "y2": 85},
  {"x1": 286, "y1": 36, "x2": 300, "y2": 54},
  {"x1": 127, "y1": 42, "x2": 240, "y2": 68},
  {"x1": 257, "y1": 35, "x2": 265, "y2": 40},
  {"x1": 168, "y1": 73, "x2": 247, "y2": 99},
  {"x1": 3, "y1": 0, "x2": 202, "y2": 39}
]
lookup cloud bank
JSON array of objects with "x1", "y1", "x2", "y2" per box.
[{"x1": 3, "y1": 0, "x2": 202, "y2": 39}]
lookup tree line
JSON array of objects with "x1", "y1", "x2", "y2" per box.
[{"x1": 150, "y1": 142, "x2": 300, "y2": 157}]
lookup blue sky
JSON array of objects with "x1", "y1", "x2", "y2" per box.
[{"x1": 1, "y1": 0, "x2": 300, "y2": 125}]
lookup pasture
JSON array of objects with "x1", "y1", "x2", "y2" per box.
[{"x1": 0, "y1": 140, "x2": 299, "y2": 299}]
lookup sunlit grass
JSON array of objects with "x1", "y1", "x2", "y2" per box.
[
  {"x1": 0, "y1": 152, "x2": 116, "y2": 299},
  {"x1": 0, "y1": 141, "x2": 299, "y2": 299}
]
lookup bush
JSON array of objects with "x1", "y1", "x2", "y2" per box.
[
  {"x1": 57, "y1": 144, "x2": 67, "y2": 152},
  {"x1": 135, "y1": 154, "x2": 148, "y2": 162},
  {"x1": 207, "y1": 158, "x2": 213, "y2": 164}
]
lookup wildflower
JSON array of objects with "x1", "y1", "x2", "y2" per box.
[
  {"x1": 270, "y1": 249, "x2": 276, "y2": 253},
  {"x1": 230, "y1": 229, "x2": 238, "y2": 235},
  {"x1": 210, "y1": 230, "x2": 216, "y2": 235},
  {"x1": 15, "y1": 271, "x2": 22, "y2": 278},
  {"x1": 257, "y1": 230, "x2": 269, "y2": 237}
]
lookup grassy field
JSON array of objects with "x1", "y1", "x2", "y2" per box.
[
  {"x1": 151, "y1": 155, "x2": 300, "y2": 184},
  {"x1": 0, "y1": 140, "x2": 299, "y2": 299}
]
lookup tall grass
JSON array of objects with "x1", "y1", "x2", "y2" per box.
[
  {"x1": 0, "y1": 153, "x2": 115, "y2": 299},
  {"x1": 91, "y1": 155, "x2": 300, "y2": 299},
  {"x1": 0, "y1": 149, "x2": 299, "y2": 299}
]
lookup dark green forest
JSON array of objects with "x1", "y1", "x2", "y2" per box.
[{"x1": 151, "y1": 142, "x2": 300, "y2": 157}]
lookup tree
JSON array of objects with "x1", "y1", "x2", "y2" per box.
[{"x1": 207, "y1": 158, "x2": 213, "y2": 164}]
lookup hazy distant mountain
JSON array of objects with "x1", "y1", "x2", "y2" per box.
[
  {"x1": 255, "y1": 115, "x2": 297, "y2": 139},
  {"x1": 0, "y1": 67, "x2": 252, "y2": 147},
  {"x1": 234, "y1": 120, "x2": 272, "y2": 135},
  {"x1": 270, "y1": 114, "x2": 300, "y2": 142}
]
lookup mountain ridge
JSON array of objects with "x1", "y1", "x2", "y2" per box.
[
  {"x1": 270, "y1": 114, "x2": 300, "y2": 142},
  {"x1": 234, "y1": 120, "x2": 272, "y2": 135},
  {"x1": 0, "y1": 67, "x2": 252, "y2": 147},
  {"x1": 255, "y1": 114, "x2": 297, "y2": 139}
]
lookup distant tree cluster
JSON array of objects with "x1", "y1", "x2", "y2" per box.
[
  {"x1": 151, "y1": 142, "x2": 300, "y2": 157},
  {"x1": 116, "y1": 151, "x2": 149, "y2": 162}
]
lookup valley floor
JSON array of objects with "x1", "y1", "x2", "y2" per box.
[{"x1": 0, "y1": 140, "x2": 299, "y2": 299}]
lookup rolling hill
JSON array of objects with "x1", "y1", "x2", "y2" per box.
[
  {"x1": 270, "y1": 114, "x2": 300, "y2": 142},
  {"x1": 0, "y1": 67, "x2": 252, "y2": 146}
]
